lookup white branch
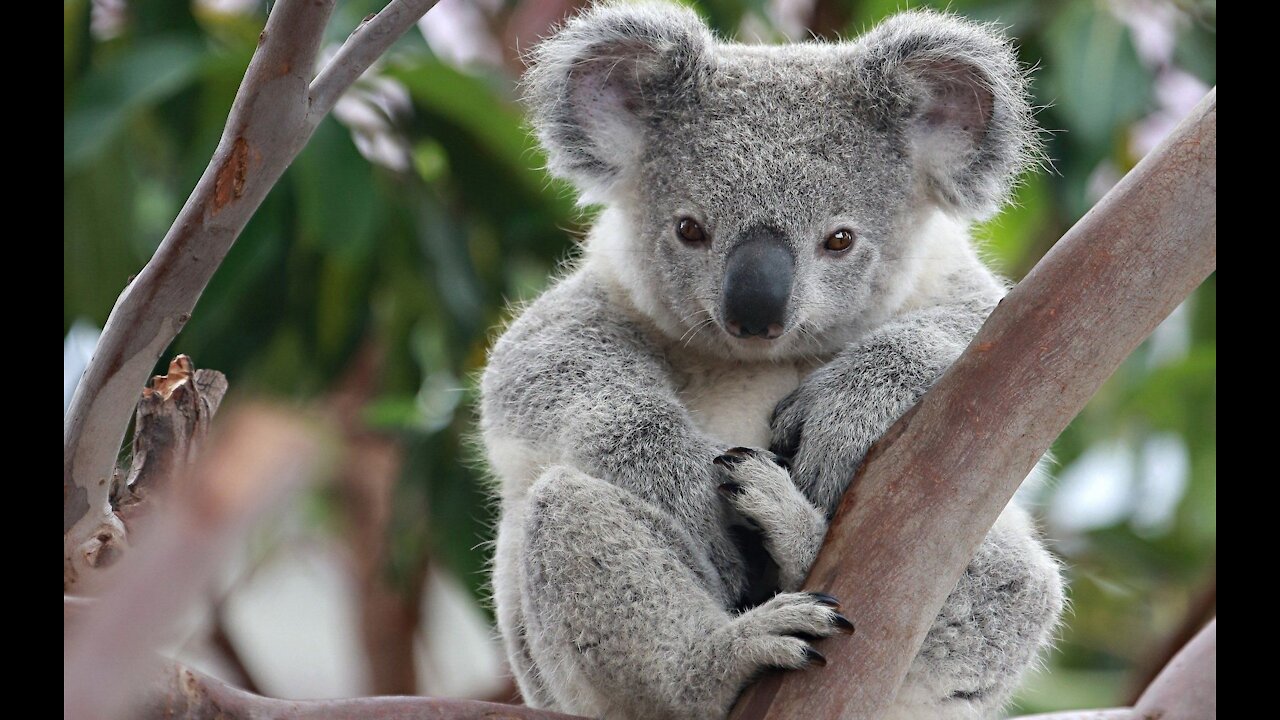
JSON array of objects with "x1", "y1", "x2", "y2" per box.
[
  {"x1": 63, "y1": 0, "x2": 441, "y2": 590},
  {"x1": 1133, "y1": 619, "x2": 1216, "y2": 720},
  {"x1": 1008, "y1": 619, "x2": 1216, "y2": 720},
  {"x1": 307, "y1": 0, "x2": 442, "y2": 127}
]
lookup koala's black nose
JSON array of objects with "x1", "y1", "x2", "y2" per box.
[{"x1": 722, "y1": 226, "x2": 794, "y2": 339}]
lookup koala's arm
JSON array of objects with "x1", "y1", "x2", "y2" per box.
[
  {"x1": 771, "y1": 295, "x2": 1064, "y2": 717},
  {"x1": 771, "y1": 295, "x2": 995, "y2": 515},
  {"x1": 481, "y1": 274, "x2": 742, "y2": 592}
]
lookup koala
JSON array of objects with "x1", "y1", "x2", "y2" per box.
[{"x1": 479, "y1": 3, "x2": 1064, "y2": 719}]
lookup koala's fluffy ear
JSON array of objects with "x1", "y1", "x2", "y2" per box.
[
  {"x1": 855, "y1": 11, "x2": 1037, "y2": 219},
  {"x1": 524, "y1": 2, "x2": 712, "y2": 203}
]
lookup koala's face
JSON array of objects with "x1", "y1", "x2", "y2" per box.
[
  {"x1": 631, "y1": 50, "x2": 913, "y2": 358},
  {"x1": 527, "y1": 3, "x2": 1033, "y2": 359}
]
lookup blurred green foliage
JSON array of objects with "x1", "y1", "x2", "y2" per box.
[{"x1": 64, "y1": 0, "x2": 1214, "y2": 712}]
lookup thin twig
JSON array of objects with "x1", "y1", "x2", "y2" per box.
[{"x1": 307, "y1": 0, "x2": 442, "y2": 126}]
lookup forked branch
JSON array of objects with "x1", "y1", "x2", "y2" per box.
[{"x1": 63, "y1": 0, "x2": 440, "y2": 590}]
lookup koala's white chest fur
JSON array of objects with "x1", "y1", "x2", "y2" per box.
[{"x1": 672, "y1": 359, "x2": 815, "y2": 449}]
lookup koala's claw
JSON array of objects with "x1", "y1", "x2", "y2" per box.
[
  {"x1": 807, "y1": 591, "x2": 841, "y2": 609},
  {"x1": 717, "y1": 481, "x2": 744, "y2": 496},
  {"x1": 727, "y1": 591, "x2": 847, "y2": 677},
  {"x1": 798, "y1": 593, "x2": 853, "y2": 632},
  {"x1": 714, "y1": 447, "x2": 759, "y2": 467},
  {"x1": 832, "y1": 613, "x2": 855, "y2": 634},
  {"x1": 714, "y1": 446, "x2": 783, "y2": 470},
  {"x1": 802, "y1": 646, "x2": 828, "y2": 667}
]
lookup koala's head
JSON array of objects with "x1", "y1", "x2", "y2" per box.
[{"x1": 525, "y1": 2, "x2": 1036, "y2": 359}]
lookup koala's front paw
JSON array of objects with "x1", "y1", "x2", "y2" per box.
[
  {"x1": 768, "y1": 369, "x2": 873, "y2": 516},
  {"x1": 714, "y1": 447, "x2": 827, "y2": 591},
  {"x1": 723, "y1": 591, "x2": 854, "y2": 673},
  {"x1": 772, "y1": 329, "x2": 965, "y2": 516}
]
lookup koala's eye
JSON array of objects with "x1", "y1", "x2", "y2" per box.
[
  {"x1": 676, "y1": 217, "x2": 707, "y2": 245},
  {"x1": 824, "y1": 229, "x2": 856, "y2": 253}
]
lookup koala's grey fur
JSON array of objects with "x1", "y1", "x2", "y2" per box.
[{"x1": 480, "y1": 3, "x2": 1064, "y2": 718}]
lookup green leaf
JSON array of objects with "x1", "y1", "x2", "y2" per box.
[
  {"x1": 64, "y1": 36, "x2": 206, "y2": 170},
  {"x1": 1042, "y1": 1, "x2": 1153, "y2": 150},
  {"x1": 390, "y1": 61, "x2": 566, "y2": 209},
  {"x1": 293, "y1": 117, "x2": 381, "y2": 260}
]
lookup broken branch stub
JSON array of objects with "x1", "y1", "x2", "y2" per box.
[
  {"x1": 65, "y1": 355, "x2": 228, "y2": 592},
  {"x1": 118, "y1": 355, "x2": 228, "y2": 517}
]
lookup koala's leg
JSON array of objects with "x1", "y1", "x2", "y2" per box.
[
  {"x1": 886, "y1": 503, "x2": 1065, "y2": 720},
  {"x1": 520, "y1": 465, "x2": 849, "y2": 720},
  {"x1": 491, "y1": 509, "x2": 557, "y2": 708}
]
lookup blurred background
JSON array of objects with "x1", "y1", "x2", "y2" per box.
[{"x1": 63, "y1": 0, "x2": 1216, "y2": 714}]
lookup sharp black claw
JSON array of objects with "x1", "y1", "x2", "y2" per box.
[
  {"x1": 832, "y1": 613, "x2": 855, "y2": 634},
  {"x1": 803, "y1": 646, "x2": 827, "y2": 667},
  {"x1": 714, "y1": 454, "x2": 745, "y2": 468},
  {"x1": 808, "y1": 592, "x2": 841, "y2": 609},
  {"x1": 717, "y1": 482, "x2": 744, "y2": 496}
]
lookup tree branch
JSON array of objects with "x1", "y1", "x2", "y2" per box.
[
  {"x1": 64, "y1": 407, "x2": 323, "y2": 720},
  {"x1": 65, "y1": 355, "x2": 227, "y2": 591},
  {"x1": 63, "y1": 0, "x2": 441, "y2": 589},
  {"x1": 131, "y1": 659, "x2": 584, "y2": 720},
  {"x1": 730, "y1": 88, "x2": 1216, "y2": 719},
  {"x1": 307, "y1": 0, "x2": 441, "y2": 126},
  {"x1": 1132, "y1": 618, "x2": 1215, "y2": 720},
  {"x1": 1124, "y1": 568, "x2": 1215, "y2": 703},
  {"x1": 329, "y1": 341, "x2": 426, "y2": 694},
  {"x1": 1007, "y1": 618, "x2": 1216, "y2": 720}
]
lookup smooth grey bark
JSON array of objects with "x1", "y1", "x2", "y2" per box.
[{"x1": 63, "y1": 0, "x2": 440, "y2": 590}]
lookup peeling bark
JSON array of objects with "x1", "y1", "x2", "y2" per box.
[{"x1": 65, "y1": 355, "x2": 227, "y2": 592}]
